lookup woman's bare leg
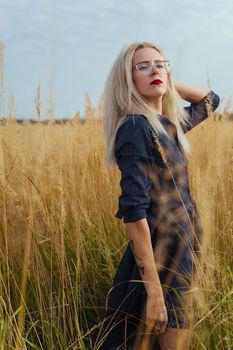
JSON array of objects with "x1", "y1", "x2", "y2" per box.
[{"x1": 155, "y1": 328, "x2": 190, "y2": 350}]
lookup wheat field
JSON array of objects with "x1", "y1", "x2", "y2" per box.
[{"x1": 0, "y1": 107, "x2": 232, "y2": 349}]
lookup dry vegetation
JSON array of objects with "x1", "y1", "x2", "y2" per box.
[{"x1": 0, "y1": 109, "x2": 232, "y2": 349}]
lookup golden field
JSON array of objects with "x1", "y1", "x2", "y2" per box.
[{"x1": 0, "y1": 108, "x2": 232, "y2": 349}]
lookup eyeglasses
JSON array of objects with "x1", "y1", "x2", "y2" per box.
[{"x1": 133, "y1": 60, "x2": 171, "y2": 75}]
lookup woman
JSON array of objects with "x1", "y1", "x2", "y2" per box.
[{"x1": 101, "y1": 42, "x2": 220, "y2": 350}]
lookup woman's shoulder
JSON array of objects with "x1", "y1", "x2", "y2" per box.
[
  {"x1": 117, "y1": 114, "x2": 152, "y2": 138},
  {"x1": 121, "y1": 113, "x2": 150, "y2": 126},
  {"x1": 115, "y1": 114, "x2": 154, "y2": 156}
]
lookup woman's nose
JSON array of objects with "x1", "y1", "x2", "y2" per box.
[{"x1": 150, "y1": 64, "x2": 160, "y2": 75}]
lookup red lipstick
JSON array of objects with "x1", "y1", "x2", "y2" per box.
[{"x1": 150, "y1": 79, "x2": 163, "y2": 85}]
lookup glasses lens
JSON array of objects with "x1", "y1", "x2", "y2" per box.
[
  {"x1": 155, "y1": 61, "x2": 171, "y2": 72},
  {"x1": 136, "y1": 63, "x2": 152, "y2": 74},
  {"x1": 164, "y1": 61, "x2": 171, "y2": 71}
]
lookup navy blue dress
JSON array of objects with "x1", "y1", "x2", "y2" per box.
[{"x1": 102, "y1": 91, "x2": 220, "y2": 350}]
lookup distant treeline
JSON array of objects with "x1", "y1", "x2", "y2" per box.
[
  {"x1": 0, "y1": 117, "x2": 86, "y2": 124},
  {"x1": 0, "y1": 112, "x2": 232, "y2": 125}
]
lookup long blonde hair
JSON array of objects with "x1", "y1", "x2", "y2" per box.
[{"x1": 102, "y1": 42, "x2": 191, "y2": 166}]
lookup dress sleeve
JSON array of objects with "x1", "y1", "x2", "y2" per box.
[
  {"x1": 114, "y1": 116, "x2": 154, "y2": 223},
  {"x1": 181, "y1": 90, "x2": 220, "y2": 133}
]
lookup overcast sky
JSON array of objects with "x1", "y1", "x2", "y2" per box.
[{"x1": 0, "y1": 0, "x2": 232, "y2": 119}]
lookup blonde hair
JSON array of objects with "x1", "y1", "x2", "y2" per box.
[{"x1": 102, "y1": 41, "x2": 191, "y2": 166}]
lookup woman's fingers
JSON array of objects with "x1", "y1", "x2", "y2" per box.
[
  {"x1": 153, "y1": 323, "x2": 161, "y2": 333},
  {"x1": 146, "y1": 313, "x2": 168, "y2": 334},
  {"x1": 159, "y1": 320, "x2": 168, "y2": 334},
  {"x1": 146, "y1": 319, "x2": 156, "y2": 331}
]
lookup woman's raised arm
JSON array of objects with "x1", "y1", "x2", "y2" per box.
[
  {"x1": 174, "y1": 82, "x2": 220, "y2": 133},
  {"x1": 174, "y1": 82, "x2": 209, "y2": 103}
]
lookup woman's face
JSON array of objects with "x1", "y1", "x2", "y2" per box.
[{"x1": 132, "y1": 47, "x2": 169, "y2": 102}]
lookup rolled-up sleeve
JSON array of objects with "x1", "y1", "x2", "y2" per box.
[
  {"x1": 114, "y1": 116, "x2": 154, "y2": 223},
  {"x1": 182, "y1": 90, "x2": 220, "y2": 133}
]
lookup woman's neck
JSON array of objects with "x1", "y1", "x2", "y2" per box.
[{"x1": 146, "y1": 97, "x2": 163, "y2": 114}]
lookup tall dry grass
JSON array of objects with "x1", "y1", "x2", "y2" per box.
[{"x1": 0, "y1": 108, "x2": 232, "y2": 349}]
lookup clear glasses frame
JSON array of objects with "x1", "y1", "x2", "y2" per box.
[{"x1": 133, "y1": 60, "x2": 171, "y2": 75}]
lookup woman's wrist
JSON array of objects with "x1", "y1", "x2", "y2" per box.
[{"x1": 146, "y1": 286, "x2": 164, "y2": 298}]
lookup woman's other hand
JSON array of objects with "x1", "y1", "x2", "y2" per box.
[{"x1": 146, "y1": 293, "x2": 168, "y2": 334}]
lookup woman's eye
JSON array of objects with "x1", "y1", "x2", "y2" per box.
[{"x1": 138, "y1": 65, "x2": 149, "y2": 70}]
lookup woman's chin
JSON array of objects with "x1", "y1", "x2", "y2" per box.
[{"x1": 144, "y1": 91, "x2": 166, "y2": 101}]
